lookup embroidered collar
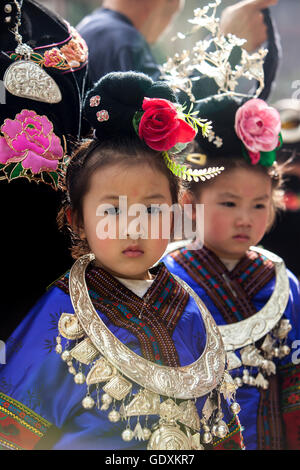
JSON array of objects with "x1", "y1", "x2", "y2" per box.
[
  {"x1": 170, "y1": 244, "x2": 276, "y2": 324},
  {"x1": 170, "y1": 245, "x2": 289, "y2": 351},
  {"x1": 55, "y1": 261, "x2": 189, "y2": 367}
]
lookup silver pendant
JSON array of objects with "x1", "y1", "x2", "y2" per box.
[
  {"x1": 121, "y1": 389, "x2": 160, "y2": 417},
  {"x1": 178, "y1": 400, "x2": 201, "y2": 432},
  {"x1": 4, "y1": 60, "x2": 62, "y2": 103},
  {"x1": 255, "y1": 372, "x2": 269, "y2": 389},
  {"x1": 58, "y1": 313, "x2": 85, "y2": 340},
  {"x1": 86, "y1": 357, "x2": 117, "y2": 385},
  {"x1": 70, "y1": 338, "x2": 99, "y2": 365},
  {"x1": 147, "y1": 423, "x2": 192, "y2": 450},
  {"x1": 240, "y1": 345, "x2": 264, "y2": 368},
  {"x1": 226, "y1": 351, "x2": 242, "y2": 370}
]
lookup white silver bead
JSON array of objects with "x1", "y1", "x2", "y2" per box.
[
  {"x1": 211, "y1": 424, "x2": 218, "y2": 437},
  {"x1": 273, "y1": 347, "x2": 280, "y2": 358},
  {"x1": 122, "y1": 428, "x2": 134, "y2": 442},
  {"x1": 55, "y1": 344, "x2": 62, "y2": 354},
  {"x1": 108, "y1": 410, "x2": 121, "y2": 422},
  {"x1": 4, "y1": 4, "x2": 13, "y2": 13},
  {"x1": 74, "y1": 372, "x2": 86, "y2": 384},
  {"x1": 216, "y1": 424, "x2": 228, "y2": 438},
  {"x1": 82, "y1": 395, "x2": 95, "y2": 409},
  {"x1": 202, "y1": 432, "x2": 213, "y2": 444},
  {"x1": 242, "y1": 373, "x2": 250, "y2": 384},
  {"x1": 234, "y1": 377, "x2": 243, "y2": 387},
  {"x1": 230, "y1": 401, "x2": 241, "y2": 415},
  {"x1": 280, "y1": 345, "x2": 290, "y2": 356},
  {"x1": 101, "y1": 393, "x2": 112, "y2": 405},
  {"x1": 61, "y1": 350, "x2": 72, "y2": 362},
  {"x1": 142, "y1": 428, "x2": 152, "y2": 440},
  {"x1": 249, "y1": 376, "x2": 256, "y2": 386},
  {"x1": 68, "y1": 366, "x2": 76, "y2": 375}
]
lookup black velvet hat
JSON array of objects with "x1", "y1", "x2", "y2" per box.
[
  {"x1": 84, "y1": 71, "x2": 177, "y2": 141},
  {"x1": 193, "y1": 94, "x2": 245, "y2": 160}
]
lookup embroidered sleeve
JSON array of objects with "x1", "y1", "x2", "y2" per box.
[
  {"x1": 0, "y1": 392, "x2": 53, "y2": 450},
  {"x1": 279, "y1": 363, "x2": 300, "y2": 450}
]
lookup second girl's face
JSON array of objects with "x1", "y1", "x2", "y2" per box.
[
  {"x1": 80, "y1": 162, "x2": 173, "y2": 280},
  {"x1": 193, "y1": 167, "x2": 273, "y2": 260}
]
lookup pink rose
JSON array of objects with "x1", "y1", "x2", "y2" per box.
[
  {"x1": 234, "y1": 98, "x2": 281, "y2": 164},
  {"x1": 0, "y1": 110, "x2": 63, "y2": 174},
  {"x1": 138, "y1": 98, "x2": 196, "y2": 152}
]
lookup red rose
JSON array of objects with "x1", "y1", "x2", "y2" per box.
[{"x1": 138, "y1": 98, "x2": 196, "y2": 151}]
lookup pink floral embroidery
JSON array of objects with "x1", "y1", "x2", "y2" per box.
[
  {"x1": 90, "y1": 95, "x2": 101, "y2": 107},
  {"x1": 43, "y1": 48, "x2": 65, "y2": 68},
  {"x1": 96, "y1": 110, "x2": 109, "y2": 122},
  {"x1": 61, "y1": 27, "x2": 88, "y2": 69},
  {"x1": 0, "y1": 110, "x2": 64, "y2": 174},
  {"x1": 234, "y1": 98, "x2": 281, "y2": 164},
  {"x1": 9, "y1": 25, "x2": 88, "y2": 72}
]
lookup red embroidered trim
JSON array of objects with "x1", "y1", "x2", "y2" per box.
[
  {"x1": 213, "y1": 416, "x2": 245, "y2": 450},
  {"x1": 279, "y1": 363, "x2": 300, "y2": 449},
  {"x1": 0, "y1": 392, "x2": 52, "y2": 450}
]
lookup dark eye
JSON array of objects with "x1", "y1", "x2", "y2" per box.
[
  {"x1": 220, "y1": 201, "x2": 235, "y2": 207},
  {"x1": 147, "y1": 206, "x2": 161, "y2": 214},
  {"x1": 255, "y1": 203, "x2": 266, "y2": 209},
  {"x1": 104, "y1": 207, "x2": 120, "y2": 215}
]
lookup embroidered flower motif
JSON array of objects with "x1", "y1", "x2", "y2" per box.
[
  {"x1": 9, "y1": 26, "x2": 88, "y2": 72},
  {"x1": 61, "y1": 28, "x2": 88, "y2": 69},
  {"x1": 90, "y1": 95, "x2": 101, "y2": 107},
  {"x1": 287, "y1": 393, "x2": 300, "y2": 405},
  {"x1": 234, "y1": 98, "x2": 281, "y2": 165},
  {"x1": 0, "y1": 110, "x2": 64, "y2": 174},
  {"x1": 43, "y1": 48, "x2": 65, "y2": 68},
  {"x1": 137, "y1": 98, "x2": 196, "y2": 152},
  {"x1": 96, "y1": 110, "x2": 109, "y2": 122}
]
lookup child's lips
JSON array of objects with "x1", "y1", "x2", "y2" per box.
[
  {"x1": 122, "y1": 246, "x2": 144, "y2": 257},
  {"x1": 233, "y1": 234, "x2": 250, "y2": 241}
]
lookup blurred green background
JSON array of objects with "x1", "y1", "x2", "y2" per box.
[{"x1": 39, "y1": 0, "x2": 300, "y2": 103}]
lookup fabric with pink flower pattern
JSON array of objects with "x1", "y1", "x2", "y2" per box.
[{"x1": 0, "y1": 110, "x2": 68, "y2": 189}]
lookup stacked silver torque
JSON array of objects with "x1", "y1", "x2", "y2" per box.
[
  {"x1": 55, "y1": 253, "x2": 241, "y2": 450},
  {"x1": 220, "y1": 247, "x2": 291, "y2": 390}
]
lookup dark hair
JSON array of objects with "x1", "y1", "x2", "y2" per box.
[
  {"x1": 57, "y1": 71, "x2": 185, "y2": 257},
  {"x1": 58, "y1": 135, "x2": 181, "y2": 258}
]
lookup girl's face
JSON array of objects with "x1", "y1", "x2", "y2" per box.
[
  {"x1": 192, "y1": 167, "x2": 273, "y2": 260},
  {"x1": 79, "y1": 162, "x2": 173, "y2": 280}
]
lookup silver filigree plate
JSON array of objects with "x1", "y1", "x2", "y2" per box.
[
  {"x1": 4, "y1": 60, "x2": 62, "y2": 103},
  {"x1": 219, "y1": 246, "x2": 290, "y2": 351},
  {"x1": 69, "y1": 254, "x2": 226, "y2": 400}
]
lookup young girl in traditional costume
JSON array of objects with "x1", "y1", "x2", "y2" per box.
[
  {"x1": 162, "y1": 94, "x2": 300, "y2": 450},
  {"x1": 0, "y1": 72, "x2": 244, "y2": 451}
]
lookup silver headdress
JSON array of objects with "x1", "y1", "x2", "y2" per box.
[{"x1": 161, "y1": 0, "x2": 267, "y2": 102}]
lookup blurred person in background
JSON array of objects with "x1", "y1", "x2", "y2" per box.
[
  {"x1": 261, "y1": 99, "x2": 300, "y2": 278},
  {"x1": 77, "y1": 0, "x2": 278, "y2": 87}
]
